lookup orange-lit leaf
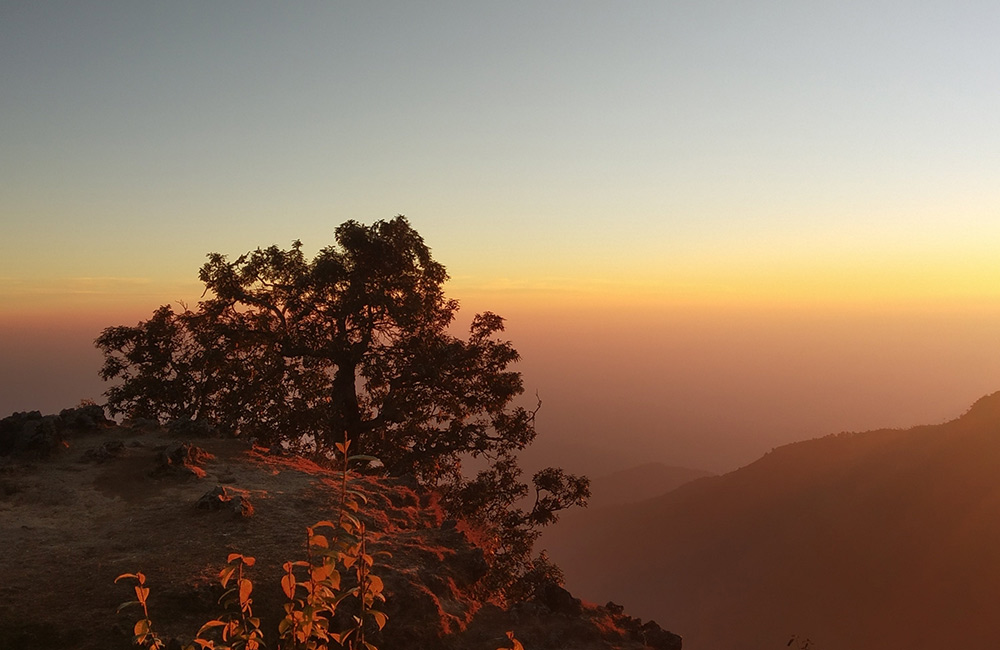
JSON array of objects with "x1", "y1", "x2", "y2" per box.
[
  {"x1": 239, "y1": 578, "x2": 253, "y2": 605},
  {"x1": 219, "y1": 565, "x2": 237, "y2": 588},
  {"x1": 281, "y1": 573, "x2": 296, "y2": 599},
  {"x1": 311, "y1": 564, "x2": 333, "y2": 582},
  {"x1": 196, "y1": 620, "x2": 227, "y2": 637}
]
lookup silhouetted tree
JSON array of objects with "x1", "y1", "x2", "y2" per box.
[
  {"x1": 444, "y1": 457, "x2": 590, "y2": 598},
  {"x1": 96, "y1": 216, "x2": 588, "y2": 596}
]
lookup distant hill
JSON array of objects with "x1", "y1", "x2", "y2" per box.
[
  {"x1": 582, "y1": 462, "x2": 714, "y2": 508},
  {"x1": 516, "y1": 437, "x2": 658, "y2": 479},
  {"x1": 537, "y1": 462, "x2": 711, "y2": 559},
  {"x1": 543, "y1": 392, "x2": 1000, "y2": 650}
]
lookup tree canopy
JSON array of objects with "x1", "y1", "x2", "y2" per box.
[{"x1": 96, "y1": 216, "x2": 588, "y2": 596}]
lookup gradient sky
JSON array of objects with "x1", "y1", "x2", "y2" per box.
[{"x1": 3, "y1": 2, "x2": 1000, "y2": 472}]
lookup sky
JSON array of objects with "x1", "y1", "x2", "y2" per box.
[{"x1": 3, "y1": 1, "x2": 1000, "y2": 473}]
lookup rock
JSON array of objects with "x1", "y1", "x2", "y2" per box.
[
  {"x1": 196, "y1": 485, "x2": 228, "y2": 508},
  {"x1": 1, "y1": 406, "x2": 115, "y2": 459},
  {"x1": 196, "y1": 485, "x2": 254, "y2": 517},
  {"x1": 11, "y1": 415, "x2": 62, "y2": 458},
  {"x1": 0, "y1": 411, "x2": 46, "y2": 457},
  {"x1": 153, "y1": 442, "x2": 212, "y2": 478},
  {"x1": 84, "y1": 439, "x2": 126, "y2": 462},
  {"x1": 228, "y1": 494, "x2": 254, "y2": 517},
  {"x1": 641, "y1": 620, "x2": 683, "y2": 650},
  {"x1": 59, "y1": 404, "x2": 114, "y2": 430}
]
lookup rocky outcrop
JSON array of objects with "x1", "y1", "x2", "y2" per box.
[{"x1": 0, "y1": 404, "x2": 114, "y2": 458}]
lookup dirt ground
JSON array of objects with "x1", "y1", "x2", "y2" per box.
[{"x1": 1, "y1": 421, "x2": 417, "y2": 648}]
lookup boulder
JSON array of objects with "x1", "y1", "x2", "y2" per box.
[
  {"x1": 196, "y1": 485, "x2": 254, "y2": 517},
  {"x1": 153, "y1": 442, "x2": 212, "y2": 478},
  {"x1": 84, "y1": 439, "x2": 126, "y2": 462}
]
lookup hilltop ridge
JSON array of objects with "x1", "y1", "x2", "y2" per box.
[{"x1": 0, "y1": 406, "x2": 681, "y2": 650}]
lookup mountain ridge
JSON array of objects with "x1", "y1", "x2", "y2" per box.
[{"x1": 544, "y1": 391, "x2": 1000, "y2": 650}]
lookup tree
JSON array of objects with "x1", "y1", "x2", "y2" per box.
[
  {"x1": 97, "y1": 216, "x2": 588, "y2": 594},
  {"x1": 443, "y1": 457, "x2": 590, "y2": 599}
]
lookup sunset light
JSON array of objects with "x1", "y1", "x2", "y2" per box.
[{"x1": 3, "y1": 3, "x2": 1000, "y2": 649}]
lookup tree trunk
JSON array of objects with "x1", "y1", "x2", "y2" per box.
[{"x1": 330, "y1": 362, "x2": 362, "y2": 451}]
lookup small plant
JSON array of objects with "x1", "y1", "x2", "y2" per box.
[
  {"x1": 115, "y1": 572, "x2": 166, "y2": 649},
  {"x1": 189, "y1": 553, "x2": 264, "y2": 650},
  {"x1": 276, "y1": 443, "x2": 388, "y2": 650},
  {"x1": 117, "y1": 439, "x2": 386, "y2": 650}
]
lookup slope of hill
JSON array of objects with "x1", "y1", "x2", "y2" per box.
[
  {"x1": 581, "y1": 463, "x2": 714, "y2": 509},
  {"x1": 0, "y1": 407, "x2": 681, "y2": 650},
  {"x1": 543, "y1": 392, "x2": 1000, "y2": 650}
]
